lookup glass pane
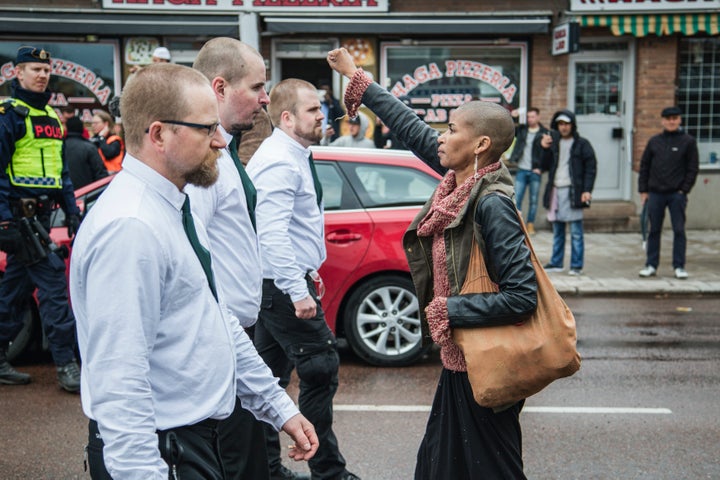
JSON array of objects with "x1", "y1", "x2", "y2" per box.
[
  {"x1": 574, "y1": 62, "x2": 622, "y2": 116},
  {"x1": 352, "y1": 164, "x2": 437, "y2": 208},
  {"x1": 678, "y1": 38, "x2": 719, "y2": 143}
]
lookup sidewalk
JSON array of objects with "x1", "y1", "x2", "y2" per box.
[{"x1": 530, "y1": 229, "x2": 720, "y2": 295}]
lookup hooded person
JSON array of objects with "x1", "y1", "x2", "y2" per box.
[
  {"x1": 539, "y1": 109, "x2": 597, "y2": 276},
  {"x1": 328, "y1": 112, "x2": 375, "y2": 148}
]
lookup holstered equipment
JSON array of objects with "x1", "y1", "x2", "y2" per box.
[{"x1": 13, "y1": 197, "x2": 68, "y2": 265}]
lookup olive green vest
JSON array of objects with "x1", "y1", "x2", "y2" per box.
[{"x1": 7, "y1": 98, "x2": 64, "y2": 189}]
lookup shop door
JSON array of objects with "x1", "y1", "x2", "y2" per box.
[{"x1": 569, "y1": 49, "x2": 633, "y2": 200}]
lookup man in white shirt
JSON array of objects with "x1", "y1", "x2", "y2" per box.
[
  {"x1": 247, "y1": 79, "x2": 360, "y2": 480},
  {"x1": 69, "y1": 63, "x2": 317, "y2": 479},
  {"x1": 186, "y1": 37, "x2": 285, "y2": 480}
]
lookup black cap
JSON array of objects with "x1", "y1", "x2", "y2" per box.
[
  {"x1": 15, "y1": 46, "x2": 51, "y2": 65},
  {"x1": 661, "y1": 106, "x2": 682, "y2": 117}
]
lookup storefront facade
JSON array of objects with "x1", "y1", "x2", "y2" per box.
[{"x1": 1, "y1": 0, "x2": 717, "y2": 227}]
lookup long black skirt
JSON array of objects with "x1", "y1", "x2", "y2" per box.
[{"x1": 414, "y1": 368, "x2": 526, "y2": 480}]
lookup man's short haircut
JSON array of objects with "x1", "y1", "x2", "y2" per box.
[
  {"x1": 120, "y1": 63, "x2": 210, "y2": 152},
  {"x1": 457, "y1": 101, "x2": 516, "y2": 159},
  {"x1": 193, "y1": 37, "x2": 262, "y2": 85},
  {"x1": 528, "y1": 107, "x2": 540, "y2": 115},
  {"x1": 267, "y1": 78, "x2": 317, "y2": 126}
]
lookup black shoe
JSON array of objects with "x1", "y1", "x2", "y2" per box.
[
  {"x1": 336, "y1": 473, "x2": 361, "y2": 480},
  {"x1": 270, "y1": 465, "x2": 311, "y2": 480},
  {"x1": 57, "y1": 360, "x2": 81, "y2": 393},
  {"x1": 0, "y1": 359, "x2": 31, "y2": 385}
]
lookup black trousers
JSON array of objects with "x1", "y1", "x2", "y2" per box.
[
  {"x1": 86, "y1": 418, "x2": 224, "y2": 479},
  {"x1": 218, "y1": 400, "x2": 270, "y2": 480},
  {"x1": 254, "y1": 278, "x2": 347, "y2": 480},
  {"x1": 646, "y1": 191, "x2": 688, "y2": 269},
  {"x1": 0, "y1": 251, "x2": 76, "y2": 366}
]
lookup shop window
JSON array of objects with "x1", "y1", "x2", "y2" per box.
[
  {"x1": 381, "y1": 42, "x2": 527, "y2": 127},
  {"x1": 678, "y1": 38, "x2": 719, "y2": 164},
  {"x1": 0, "y1": 40, "x2": 119, "y2": 123}
]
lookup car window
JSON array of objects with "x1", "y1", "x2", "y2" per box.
[
  {"x1": 345, "y1": 164, "x2": 438, "y2": 208},
  {"x1": 316, "y1": 162, "x2": 361, "y2": 211}
]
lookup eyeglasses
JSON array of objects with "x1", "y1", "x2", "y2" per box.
[{"x1": 145, "y1": 120, "x2": 220, "y2": 137}]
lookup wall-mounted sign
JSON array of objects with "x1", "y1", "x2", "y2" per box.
[
  {"x1": 103, "y1": 0, "x2": 389, "y2": 12},
  {"x1": 0, "y1": 41, "x2": 118, "y2": 123},
  {"x1": 382, "y1": 43, "x2": 526, "y2": 125},
  {"x1": 552, "y1": 22, "x2": 580, "y2": 56},
  {"x1": 570, "y1": 0, "x2": 717, "y2": 12}
]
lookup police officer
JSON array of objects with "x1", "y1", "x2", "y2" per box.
[{"x1": 0, "y1": 46, "x2": 81, "y2": 392}]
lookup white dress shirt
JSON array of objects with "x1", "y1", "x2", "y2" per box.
[
  {"x1": 186, "y1": 126, "x2": 263, "y2": 327},
  {"x1": 246, "y1": 128, "x2": 326, "y2": 302},
  {"x1": 70, "y1": 154, "x2": 298, "y2": 479}
]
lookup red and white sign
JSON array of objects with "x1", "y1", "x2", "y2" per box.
[
  {"x1": 0, "y1": 58, "x2": 112, "y2": 106},
  {"x1": 570, "y1": 0, "x2": 717, "y2": 12},
  {"x1": 102, "y1": 0, "x2": 388, "y2": 12}
]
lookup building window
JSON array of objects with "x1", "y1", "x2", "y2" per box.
[
  {"x1": 380, "y1": 42, "x2": 527, "y2": 126},
  {"x1": 678, "y1": 38, "x2": 719, "y2": 164}
]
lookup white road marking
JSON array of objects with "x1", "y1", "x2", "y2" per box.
[{"x1": 334, "y1": 405, "x2": 672, "y2": 414}]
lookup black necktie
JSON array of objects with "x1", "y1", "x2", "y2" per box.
[
  {"x1": 308, "y1": 151, "x2": 323, "y2": 207},
  {"x1": 181, "y1": 195, "x2": 218, "y2": 301},
  {"x1": 228, "y1": 137, "x2": 257, "y2": 231}
]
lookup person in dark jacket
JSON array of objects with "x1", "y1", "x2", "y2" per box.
[
  {"x1": 328, "y1": 47, "x2": 536, "y2": 480},
  {"x1": 638, "y1": 106, "x2": 699, "y2": 279},
  {"x1": 64, "y1": 117, "x2": 108, "y2": 188},
  {"x1": 319, "y1": 82, "x2": 344, "y2": 142},
  {"x1": 540, "y1": 109, "x2": 597, "y2": 276},
  {"x1": 509, "y1": 107, "x2": 550, "y2": 234}
]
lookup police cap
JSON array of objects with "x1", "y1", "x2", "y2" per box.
[{"x1": 15, "y1": 46, "x2": 51, "y2": 66}]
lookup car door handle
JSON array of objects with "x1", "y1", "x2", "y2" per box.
[{"x1": 326, "y1": 231, "x2": 363, "y2": 243}]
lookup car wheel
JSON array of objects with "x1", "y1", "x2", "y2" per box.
[
  {"x1": 343, "y1": 275, "x2": 426, "y2": 367},
  {"x1": 7, "y1": 301, "x2": 36, "y2": 362}
]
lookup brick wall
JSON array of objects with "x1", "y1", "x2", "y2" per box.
[
  {"x1": 633, "y1": 36, "x2": 678, "y2": 171},
  {"x1": 528, "y1": 34, "x2": 569, "y2": 128}
]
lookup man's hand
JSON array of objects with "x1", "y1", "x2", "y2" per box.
[
  {"x1": 640, "y1": 192, "x2": 648, "y2": 205},
  {"x1": 66, "y1": 214, "x2": 81, "y2": 238},
  {"x1": 327, "y1": 48, "x2": 358, "y2": 78},
  {"x1": 293, "y1": 295, "x2": 317, "y2": 320},
  {"x1": 581, "y1": 192, "x2": 592, "y2": 204},
  {"x1": 540, "y1": 133, "x2": 553, "y2": 149},
  {"x1": 282, "y1": 413, "x2": 319, "y2": 462},
  {"x1": 0, "y1": 222, "x2": 22, "y2": 254}
]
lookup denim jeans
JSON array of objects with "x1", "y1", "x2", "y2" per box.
[
  {"x1": 646, "y1": 191, "x2": 687, "y2": 269},
  {"x1": 550, "y1": 220, "x2": 584, "y2": 269},
  {"x1": 514, "y1": 169, "x2": 541, "y2": 223}
]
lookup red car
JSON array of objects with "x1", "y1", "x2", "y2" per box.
[{"x1": 2, "y1": 147, "x2": 441, "y2": 367}]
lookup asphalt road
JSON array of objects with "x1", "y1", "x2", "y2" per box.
[{"x1": 1, "y1": 296, "x2": 718, "y2": 479}]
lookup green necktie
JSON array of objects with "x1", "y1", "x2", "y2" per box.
[
  {"x1": 308, "y1": 151, "x2": 323, "y2": 207},
  {"x1": 181, "y1": 195, "x2": 218, "y2": 301},
  {"x1": 228, "y1": 137, "x2": 257, "y2": 231}
]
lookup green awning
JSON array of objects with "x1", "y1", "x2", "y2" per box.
[{"x1": 580, "y1": 13, "x2": 719, "y2": 37}]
